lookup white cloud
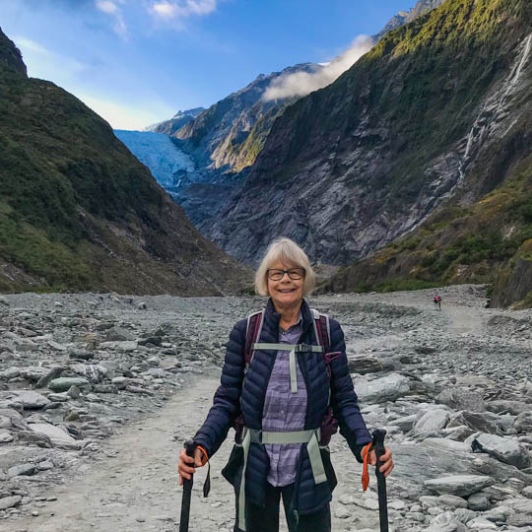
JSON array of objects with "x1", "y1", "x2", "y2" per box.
[
  {"x1": 263, "y1": 35, "x2": 374, "y2": 101},
  {"x1": 95, "y1": 0, "x2": 128, "y2": 39},
  {"x1": 150, "y1": 0, "x2": 218, "y2": 20},
  {"x1": 96, "y1": 1, "x2": 119, "y2": 14}
]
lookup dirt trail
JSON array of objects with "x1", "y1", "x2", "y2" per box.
[
  {"x1": 10, "y1": 376, "x2": 237, "y2": 532},
  {"x1": 10, "y1": 373, "x2": 377, "y2": 532}
]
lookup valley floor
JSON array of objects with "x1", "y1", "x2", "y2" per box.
[{"x1": 4, "y1": 285, "x2": 532, "y2": 532}]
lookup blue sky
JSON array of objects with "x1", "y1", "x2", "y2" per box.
[{"x1": 1, "y1": 0, "x2": 416, "y2": 130}]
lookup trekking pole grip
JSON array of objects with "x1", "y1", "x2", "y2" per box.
[
  {"x1": 184, "y1": 439, "x2": 196, "y2": 459},
  {"x1": 179, "y1": 439, "x2": 196, "y2": 532},
  {"x1": 372, "y1": 429, "x2": 389, "y2": 532},
  {"x1": 373, "y1": 429, "x2": 386, "y2": 473}
]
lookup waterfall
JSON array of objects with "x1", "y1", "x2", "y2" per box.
[
  {"x1": 458, "y1": 32, "x2": 532, "y2": 179},
  {"x1": 505, "y1": 33, "x2": 532, "y2": 97}
]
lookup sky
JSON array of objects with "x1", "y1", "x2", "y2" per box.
[{"x1": 0, "y1": 0, "x2": 417, "y2": 130}]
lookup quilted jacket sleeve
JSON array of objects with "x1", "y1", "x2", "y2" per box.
[
  {"x1": 328, "y1": 318, "x2": 372, "y2": 461},
  {"x1": 193, "y1": 319, "x2": 247, "y2": 457}
]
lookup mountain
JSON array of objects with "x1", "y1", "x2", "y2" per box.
[
  {"x1": 0, "y1": 28, "x2": 250, "y2": 295},
  {"x1": 375, "y1": 0, "x2": 446, "y2": 40},
  {"x1": 155, "y1": 64, "x2": 322, "y2": 174},
  {"x1": 139, "y1": 1, "x2": 446, "y2": 233},
  {"x1": 150, "y1": 63, "x2": 323, "y2": 227},
  {"x1": 210, "y1": 0, "x2": 532, "y2": 306},
  {"x1": 146, "y1": 107, "x2": 204, "y2": 135}
]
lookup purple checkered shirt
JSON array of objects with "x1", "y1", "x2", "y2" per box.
[{"x1": 262, "y1": 316, "x2": 307, "y2": 487}]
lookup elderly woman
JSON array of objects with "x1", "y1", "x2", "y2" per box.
[{"x1": 178, "y1": 237, "x2": 393, "y2": 532}]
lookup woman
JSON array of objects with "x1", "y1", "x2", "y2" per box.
[{"x1": 178, "y1": 237, "x2": 393, "y2": 532}]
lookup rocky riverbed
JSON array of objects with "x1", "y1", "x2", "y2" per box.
[{"x1": 1, "y1": 285, "x2": 532, "y2": 531}]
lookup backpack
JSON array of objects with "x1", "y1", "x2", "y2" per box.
[{"x1": 234, "y1": 308, "x2": 339, "y2": 446}]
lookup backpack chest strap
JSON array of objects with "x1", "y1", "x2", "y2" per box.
[{"x1": 252, "y1": 343, "x2": 324, "y2": 393}]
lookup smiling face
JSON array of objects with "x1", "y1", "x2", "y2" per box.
[{"x1": 267, "y1": 261, "x2": 305, "y2": 313}]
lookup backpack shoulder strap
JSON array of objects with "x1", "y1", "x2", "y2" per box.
[{"x1": 244, "y1": 310, "x2": 264, "y2": 366}]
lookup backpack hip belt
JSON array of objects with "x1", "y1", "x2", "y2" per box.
[{"x1": 237, "y1": 426, "x2": 327, "y2": 532}]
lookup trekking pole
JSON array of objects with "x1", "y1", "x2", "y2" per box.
[
  {"x1": 179, "y1": 439, "x2": 196, "y2": 532},
  {"x1": 373, "y1": 429, "x2": 389, "y2": 532}
]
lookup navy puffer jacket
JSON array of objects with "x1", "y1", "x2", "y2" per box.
[{"x1": 194, "y1": 298, "x2": 371, "y2": 515}]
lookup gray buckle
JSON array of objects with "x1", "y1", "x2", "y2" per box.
[{"x1": 249, "y1": 429, "x2": 262, "y2": 444}]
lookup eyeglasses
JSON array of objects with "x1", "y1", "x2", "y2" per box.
[{"x1": 267, "y1": 268, "x2": 306, "y2": 281}]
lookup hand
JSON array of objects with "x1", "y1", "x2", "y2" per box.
[
  {"x1": 177, "y1": 447, "x2": 205, "y2": 485},
  {"x1": 369, "y1": 446, "x2": 394, "y2": 478}
]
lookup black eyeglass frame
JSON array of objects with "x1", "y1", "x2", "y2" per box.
[{"x1": 266, "y1": 268, "x2": 306, "y2": 281}]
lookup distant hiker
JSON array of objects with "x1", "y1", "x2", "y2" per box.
[
  {"x1": 433, "y1": 293, "x2": 442, "y2": 310},
  {"x1": 177, "y1": 237, "x2": 393, "y2": 532}
]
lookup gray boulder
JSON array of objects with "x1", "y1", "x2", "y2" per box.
[
  {"x1": 424, "y1": 511, "x2": 467, "y2": 532},
  {"x1": 486, "y1": 400, "x2": 530, "y2": 416},
  {"x1": 424, "y1": 475, "x2": 495, "y2": 497},
  {"x1": 0, "y1": 390, "x2": 50, "y2": 410},
  {"x1": 354, "y1": 373, "x2": 410, "y2": 403},
  {"x1": 471, "y1": 433, "x2": 531, "y2": 470},
  {"x1": 515, "y1": 411, "x2": 532, "y2": 434},
  {"x1": 436, "y1": 388, "x2": 486, "y2": 412},
  {"x1": 347, "y1": 355, "x2": 383, "y2": 374},
  {"x1": 30, "y1": 423, "x2": 83, "y2": 450},
  {"x1": 48, "y1": 377, "x2": 90, "y2": 392},
  {"x1": 412, "y1": 409, "x2": 450, "y2": 439}
]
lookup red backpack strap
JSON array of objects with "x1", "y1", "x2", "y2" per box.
[
  {"x1": 244, "y1": 310, "x2": 264, "y2": 366},
  {"x1": 311, "y1": 309, "x2": 340, "y2": 445},
  {"x1": 317, "y1": 314, "x2": 330, "y2": 354},
  {"x1": 311, "y1": 308, "x2": 331, "y2": 354}
]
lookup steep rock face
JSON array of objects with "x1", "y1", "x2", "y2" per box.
[
  {"x1": 0, "y1": 28, "x2": 250, "y2": 295},
  {"x1": 205, "y1": 0, "x2": 531, "y2": 268},
  {"x1": 139, "y1": 2, "x2": 445, "y2": 235},
  {"x1": 148, "y1": 107, "x2": 204, "y2": 135},
  {"x1": 375, "y1": 0, "x2": 446, "y2": 40},
  {"x1": 0, "y1": 28, "x2": 27, "y2": 76},
  {"x1": 175, "y1": 64, "x2": 322, "y2": 173}
]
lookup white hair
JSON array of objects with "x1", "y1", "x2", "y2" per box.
[{"x1": 254, "y1": 237, "x2": 316, "y2": 297}]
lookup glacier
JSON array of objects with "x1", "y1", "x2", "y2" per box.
[{"x1": 114, "y1": 130, "x2": 201, "y2": 191}]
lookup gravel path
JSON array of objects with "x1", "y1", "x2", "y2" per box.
[
  {"x1": 9, "y1": 372, "x2": 383, "y2": 532},
  {"x1": 9, "y1": 375, "x2": 231, "y2": 532}
]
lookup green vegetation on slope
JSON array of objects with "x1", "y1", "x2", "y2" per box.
[{"x1": 0, "y1": 29, "x2": 249, "y2": 295}]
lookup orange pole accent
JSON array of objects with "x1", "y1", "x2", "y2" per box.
[
  {"x1": 361, "y1": 442, "x2": 372, "y2": 491},
  {"x1": 196, "y1": 445, "x2": 209, "y2": 466}
]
